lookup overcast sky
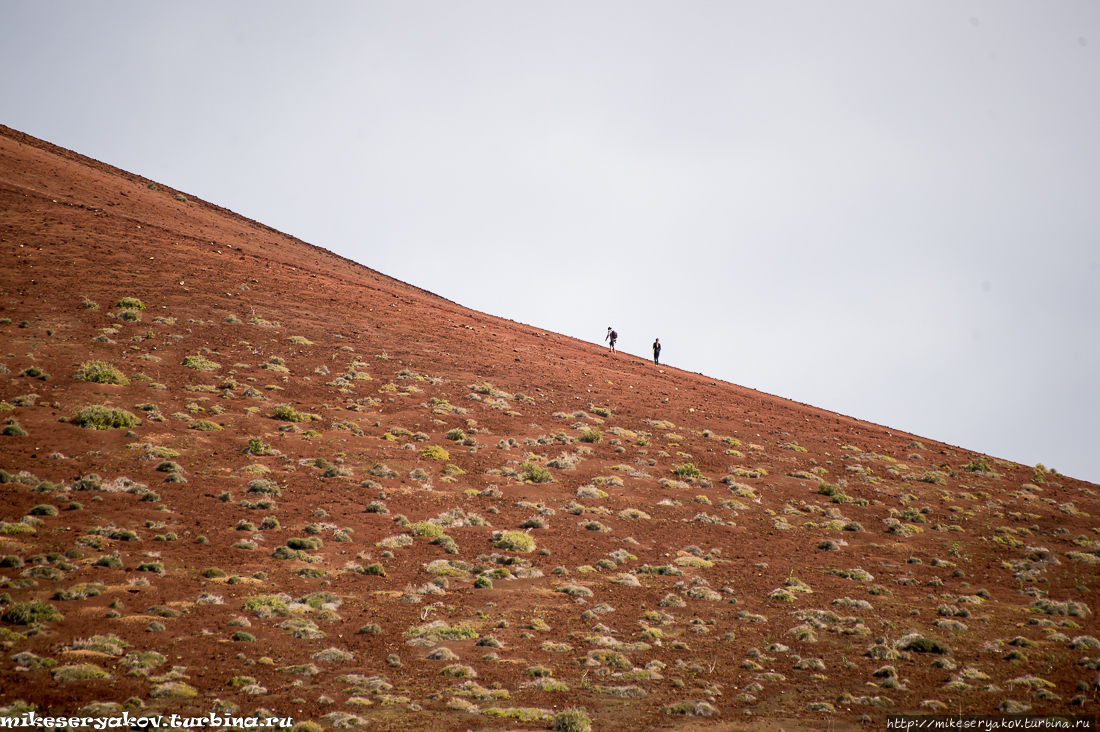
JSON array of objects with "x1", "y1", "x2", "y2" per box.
[{"x1": 2, "y1": 2, "x2": 1098, "y2": 482}]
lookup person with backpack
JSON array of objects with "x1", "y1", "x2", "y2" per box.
[
  {"x1": 652, "y1": 338, "x2": 661, "y2": 365},
  {"x1": 605, "y1": 327, "x2": 617, "y2": 353}
]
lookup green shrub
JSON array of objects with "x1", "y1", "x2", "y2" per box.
[
  {"x1": 3, "y1": 600, "x2": 63, "y2": 624},
  {"x1": 287, "y1": 537, "x2": 323, "y2": 550},
  {"x1": 28, "y1": 504, "x2": 58, "y2": 517},
  {"x1": 94, "y1": 554, "x2": 124, "y2": 568},
  {"x1": 417, "y1": 445, "x2": 450, "y2": 461},
  {"x1": 495, "y1": 531, "x2": 536, "y2": 553},
  {"x1": 0, "y1": 522, "x2": 34, "y2": 536},
  {"x1": 73, "y1": 360, "x2": 130, "y2": 386},
  {"x1": 441, "y1": 664, "x2": 477, "y2": 678},
  {"x1": 672, "y1": 463, "x2": 702, "y2": 479},
  {"x1": 520, "y1": 462, "x2": 553, "y2": 484},
  {"x1": 273, "y1": 404, "x2": 309, "y2": 422},
  {"x1": 53, "y1": 663, "x2": 110, "y2": 682},
  {"x1": 71, "y1": 406, "x2": 141, "y2": 430},
  {"x1": 149, "y1": 682, "x2": 197, "y2": 698},
  {"x1": 272, "y1": 546, "x2": 314, "y2": 561},
  {"x1": 182, "y1": 355, "x2": 220, "y2": 371},
  {"x1": 404, "y1": 622, "x2": 477, "y2": 641},
  {"x1": 116, "y1": 298, "x2": 145, "y2": 310},
  {"x1": 243, "y1": 595, "x2": 290, "y2": 616},
  {"x1": 244, "y1": 437, "x2": 274, "y2": 455},
  {"x1": 550, "y1": 707, "x2": 592, "y2": 732},
  {"x1": 410, "y1": 522, "x2": 444, "y2": 538},
  {"x1": 898, "y1": 636, "x2": 949, "y2": 654},
  {"x1": 247, "y1": 479, "x2": 282, "y2": 497},
  {"x1": 2, "y1": 422, "x2": 28, "y2": 437},
  {"x1": 963, "y1": 458, "x2": 992, "y2": 473},
  {"x1": 189, "y1": 420, "x2": 223, "y2": 432},
  {"x1": 578, "y1": 428, "x2": 602, "y2": 444}
]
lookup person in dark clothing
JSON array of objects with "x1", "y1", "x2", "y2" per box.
[
  {"x1": 652, "y1": 338, "x2": 661, "y2": 365},
  {"x1": 605, "y1": 327, "x2": 617, "y2": 353}
]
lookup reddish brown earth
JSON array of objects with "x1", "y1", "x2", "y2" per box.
[{"x1": 0, "y1": 124, "x2": 1097, "y2": 731}]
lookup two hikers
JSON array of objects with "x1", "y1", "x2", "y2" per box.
[{"x1": 604, "y1": 327, "x2": 663, "y2": 366}]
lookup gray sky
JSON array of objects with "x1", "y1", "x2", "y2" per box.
[{"x1": 3, "y1": 2, "x2": 1098, "y2": 482}]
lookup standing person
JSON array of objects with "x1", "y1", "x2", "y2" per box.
[
  {"x1": 652, "y1": 338, "x2": 661, "y2": 365},
  {"x1": 605, "y1": 327, "x2": 617, "y2": 353}
]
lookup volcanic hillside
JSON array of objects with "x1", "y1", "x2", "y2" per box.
[{"x1": 1, "y1": 124, "x2": 1098, "y2": 731}]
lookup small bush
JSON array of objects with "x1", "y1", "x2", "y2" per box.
[
  {"x1": 672, "y1": 463, "x2": 702, "y2": 479},
  {"x1": 352, "y1": 563, "x2": 385, "y2": 577},
  {"x1": 3, "y1": 600, "x2": 63, "y2": 625},
  {"x1": 578, "y1": 428, "x2": 602, "y2": 444},
  {"x1": 182, "y1": 355, "x2": 220, "y2": 371},
  {"x1": 243, "y1": 437, "x2": 275, "y2": 456},
  {"x1": 495, "y1": 531, "x2": 536, "y2": 552},
  {"x1": 273, "y1": 404, "x2": 310, "y2": 422},
  {"x1": 189, "y1": 420, "x2": 223, "y2": 432},
  {"x1": 520, "y1": 462, "x2": 553, "y2": 484},
  {"x1": 550, "y1": 707, "x2": 592, "y2": 732},
  {"x1": 116, "y1": 297, "x2": 145, "y2": 310},
  {"x1": 664, "y1": 700, "x2": 719, "y2": 716},
  {"x1": 417, "y1": 445, "x2": 450, "y2": 461},
  {"x1": 28, "y1": 504, "x2": 58, "y2": 517},
  {"x1": 897, "y1": 635, "x2": 949, "y2": 654},
  {"x1": 71, "y1": 406, "x2": 141, "y2": 430},
  {"x1": 441, "y1": 664, "x2": 477, "y2": 678},
  {"x1": 963, "y1": 457, "x2": 992, "y2": 473},
  {"x1": 54, "y1": 663, "x2": 110, "y2": 682},
  {"x1": 247, "y1": 479, "x2": 282, "y2": 497},
  {"x1": 74, "y1": 361, "x2": 129, "y2": 385},
  {"x1": 94, "y1": 554, "x2": 123, "y2": 569}
]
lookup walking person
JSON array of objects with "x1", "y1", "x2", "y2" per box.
[
  {"x1": 652, "y1": 338, "x2": 661, "y2": 365},
  {"x1": 605, "y1": 327, "x2": 617, "y2": 353}
]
